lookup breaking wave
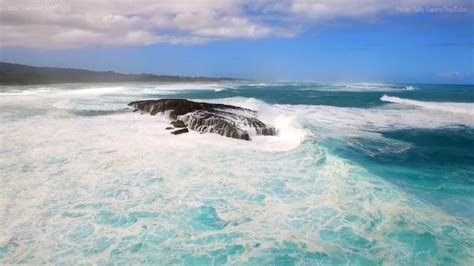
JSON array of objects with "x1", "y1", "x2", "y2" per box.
[{"x1": 381, "y1": 95, "x2": 474, "y2": 115}]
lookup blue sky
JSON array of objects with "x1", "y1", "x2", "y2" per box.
[{"x1": 1, "y1": 0, "x2": 473, "y2": 84}]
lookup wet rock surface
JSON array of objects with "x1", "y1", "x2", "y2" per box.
[
  {"x1": 128, "y1": 99, "x2": 277, "y2": 140},
  {"x1": 170, "y1": 128, "x2": 189, "y2": 135},
  {"x1": 170, "y1": 120, "x2": 186, "y2": 128}
]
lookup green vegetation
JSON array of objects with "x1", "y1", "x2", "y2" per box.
[{"x1": 0, "y1": 62, "x2": 238, "y2": 85}]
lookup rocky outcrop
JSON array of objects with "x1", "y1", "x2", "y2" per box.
[
  {"x1": 171, "y1": 120, "x2": 186, "y2": 128},
  {"x1": 128, "y1": 99, "x2": 277, "y2": 140},
  {"x1": 170, "y1": 128, "x2": 189, "y2": 135}
]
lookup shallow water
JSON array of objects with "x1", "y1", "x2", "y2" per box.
[{"x1": 1, "y1": 82, "x2": 473, "y2": 264}]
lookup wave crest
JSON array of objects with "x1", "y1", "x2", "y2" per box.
[{"x1": 381, "y1": 95, "x2": 474, "y2": 115}]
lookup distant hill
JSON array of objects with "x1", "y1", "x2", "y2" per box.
[{"x1": 0, "y1": 62, "x2": 238, "y2": 85}]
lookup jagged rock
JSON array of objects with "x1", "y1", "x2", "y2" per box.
[
  {"x1": 171, "y1": 120, "x2": 186, "y2": 128},
  {"x1": 171, "y1": 128, "x2": 189, "y2": 135},
  {"x1": 128, "y1": 99, "x2": 277, "y2": 140}
]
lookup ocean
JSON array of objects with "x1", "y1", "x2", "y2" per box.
[{"x1": 0, "y1": 82, "x2": 473, "y2": 264}]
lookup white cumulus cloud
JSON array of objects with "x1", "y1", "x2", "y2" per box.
[{"x1": 0, "y1": 0, "x2": 471, "y2": 48}]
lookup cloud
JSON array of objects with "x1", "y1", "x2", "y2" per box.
[
  {"x1": 0, "y1": 0, "x2": 471, "y2": 48},
  {"x1": 284, "y1": 0, "x2": 471, "y2": 18}
]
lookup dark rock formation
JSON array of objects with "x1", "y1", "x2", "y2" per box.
[
  {"x1": 171, "y1": 128, "x2": 189, "y2": 135},
  {"x1": 171, "y1": 120, "x2": 186, "y2": 128},
  {"x1": 165, "y1": 127, "x2": 173, "y2": 130},
  {"x1": 128, "y1": 99, "x2": 277, "y2": 140}
]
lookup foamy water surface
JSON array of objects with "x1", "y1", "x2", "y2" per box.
[{"x1": 1, "y1": 82, "x2": 473, "y2": 264}]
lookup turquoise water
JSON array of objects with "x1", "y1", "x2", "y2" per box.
[{"x1": 0, "y1": 82, "x2": 473, "y2": 264}]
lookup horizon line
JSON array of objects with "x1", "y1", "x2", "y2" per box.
[{"x1": 1, "y1": 61, "x2": 473, "y2": 86}]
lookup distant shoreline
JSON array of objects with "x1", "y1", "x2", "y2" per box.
[
  {"x1": 1, "y1": 62, "x2": 472, "y2": 86},
  {"x1": 0, "y1": 62, "x2": 240, "y2": 85}
]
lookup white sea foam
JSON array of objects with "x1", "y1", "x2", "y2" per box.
[
  {"x1": 1, "y1": 83, "x2": 472, "y2": 264},
  {"x1": 52, "y1": 98, "x2": 129, "y2": 111},
  {"x1": 213, "y1": 87, "x2": 230, "y2": 92},
  {"x1": 199, "y1": 96, "x2": 473, "y2": 142},
  {"x1": 1, "y1": 110, "x2": 469, "y2": 264},
  {"x1": 0, "y1": 82, "x2": 229, "y2": 115},
  {"x1": 337, "y1": 82, "x2": 413, "y2": 91},
  {"x1": 198, "y1": 97, "x2": 309, "y2": 150},
  {"x1": 381, "y1": 95, "x2": 474, "y2": 115},
  {"x1": 0, "y1": 85, "x2": 127, "y2": 96},
  {"x1": 280, "y1": 103, "x2": 474, "y2": 134},
  {"x1": 0, "y1": 82, "x2": 228, "y2": 96},
  {"x1": 295, "y1": 82, "x2": 415, "y2": 92}
]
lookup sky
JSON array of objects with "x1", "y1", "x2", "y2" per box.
[{"x1": 0, "y1": 0, "x2": 473, "y2": 84}]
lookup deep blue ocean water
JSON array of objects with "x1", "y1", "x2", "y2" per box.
[{"x1": 1, "y1": 82, "x2": 473, "y2": 264}]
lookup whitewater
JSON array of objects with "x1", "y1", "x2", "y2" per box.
[{"x1": 1, "y1": 82, "x2": 473, "y2": 264}]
